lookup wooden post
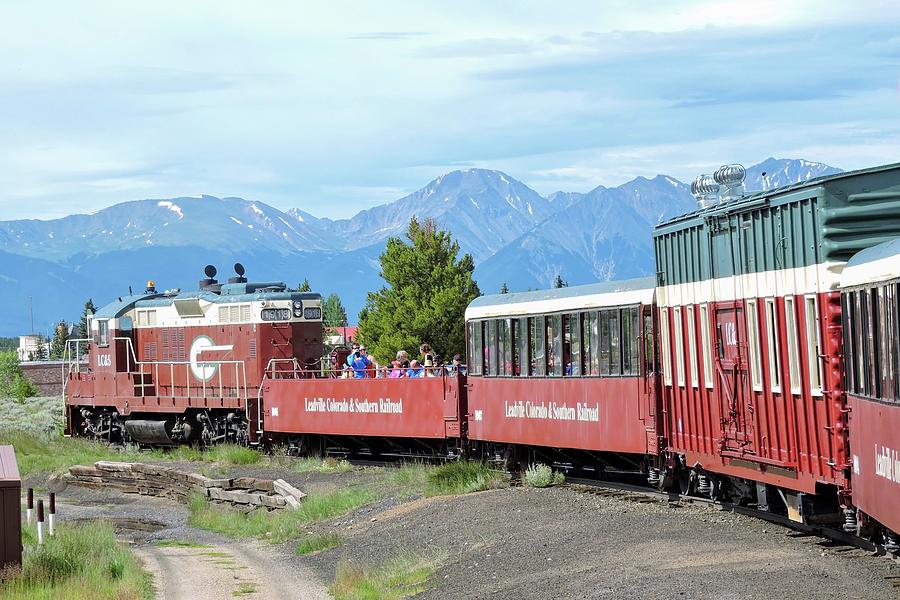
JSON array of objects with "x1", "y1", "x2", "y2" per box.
[
  {"x1": 26, "y1": 487, "x2": 33, "y2": 525},
  {"x1": 36, "y1": 500, "x2": 44, "y2": 545},
  {"x1": 48, "y1": 492, "x2": 56, "y2": 536}
]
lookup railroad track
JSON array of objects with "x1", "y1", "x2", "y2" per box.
[{"x1": 563, "y1": 474, "x2": 900, "y2": 574}]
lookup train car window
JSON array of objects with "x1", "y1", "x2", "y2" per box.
[
  {"x1": 610, "y1": 310, "x2": 622, "y2": 376},
  {"x1": 530, "y1": 316, "x2": 546, "y2": 377},
  {"x1": 97, "y1": 320, "x2": 110, "y2": 347},
  {"x1": 877, "y1": 287, "x2": 887, "y2": 398},
  {"x1": 590, "y1": 312, "x2": 601, "y2": 375},
  {"x1": 582, "y1": 312, "x2": 593, "y2": 376},
  {"x1": 700, "y1": 304, "x2": 713, "y2": 388},
  {"x1": 804, "y1": 295, "x2": 824, "y2": 396},
  {"x1": 673, "y1": 307, "x2": 684, "y2": 386},
  {"x1": 686, "y1": 306, "x2": 698, "y2": 387},
  {"x1": 503, "y1": 319, "x2": 515, "y2": 376},
  {"x1": 468, "y1": 321, "x2": 483, "y2": 376},
  {"x1": 860, "y1": 290, "x2": 872, "y2": 396},
  {"x1": 765, "y1": 299, "x2": 782, "y2": 393},
  {"x1": 631, "y1": 307, "x2": 641, "y2": 377},
  {"x1": 784, "y1": 297, "x2": 802, "y2": 395},
  {"x1": 518, "y1": 317, "x2": 529, "y2": 377},
  {"x1": 894, "y1": 283, "x2": 900, "y2": 402},
  {"x1": 746, "y1": 299, "x2": 762, "y2": 391},
  {"x1": 497, "y1": 319, "x2": 507, "y2": 376},
  {"x1": 487, "y1": 320, "x2": 498, "y2": 376},
  {"x1": 547, "y1": 314, "x2": 563, "y2": 377},
  {"x1": 599, "y1": 311, "x2": 611, "y2": 376},
  {"x1": 659, "y1": 309, "x2": 672, "y2": 386},
  {"x1": 566, "y1": 314, "x2": 582, "y2": 376},
  {"x1": 883, "y1": 284, "x2": 896, "y2": 402},
  {"x1": 511, "y1": 319, "x2": 521, "y2": 376},
  {"x1": 621, "y1": 309, "x2": 633, "y2": 376},
  {"x1": 841, "y1": 293, "x2": 854, "y2": 395}
]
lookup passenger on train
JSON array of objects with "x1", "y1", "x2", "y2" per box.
[
  {"x1": 447, "y1": 354, "x2": 466, "y2": 375},
  {"x1": 420, "y1": 343, "x2": 434, "y2": 364},
  {"x1": 388, "y1": 360, "x2": 404, "y2": 378},
  {"x1": 348, "y1": 346, "x2": 373, "y2": 378},
  {"x1": 396, "y1": 350, "x2": 409, "y2": 364},
  {"x1": 407, "y1": 359, "x2": 425, "y2": 378},
  {"x1": 346, "y1": 344, "x2": 360, "y2": 368}
]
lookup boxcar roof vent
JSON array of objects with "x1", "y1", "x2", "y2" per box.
[
  {"x1": 691, "y1": 174, "x2": 720, "y2": 209},
  {"x1": 713, "y1": 164, "x2": 746, "y2": 202}
]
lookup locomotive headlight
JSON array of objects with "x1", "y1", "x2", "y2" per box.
[
  {"x1": 293, "y1": 300, "x2": 302, "y2": 309},
  {"x1": 293, "y1": 308, "x2": 303, "y2": 317}
]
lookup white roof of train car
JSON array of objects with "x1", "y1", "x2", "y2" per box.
[
  {"x1": 842, "y1": 238, "x2": 900, "y2": 288},
  {"x1": 465, "y1": 277, "x2": 655, "y2": 320}
]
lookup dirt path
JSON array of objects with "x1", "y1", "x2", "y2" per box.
[
  {"x1": 54, "y1": 488, "x2": 331, "y2": 600},
  {"x1": 136, "y1": 542, "x2": 330, "y2": 600}
]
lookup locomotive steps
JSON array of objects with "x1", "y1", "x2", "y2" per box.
[{"x1": 60, "y1": 460, "x2": 307, "y2": 511}]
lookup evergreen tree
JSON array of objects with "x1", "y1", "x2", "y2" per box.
[
  {"x1": 33, "y1": 336, "x2": 48, "y2": 361},
  {"x1": 554, "y1": 274, "x2": 567, "y2": 288},
  {"x1": 79, "y1": 298, "x2": 96, "y2": 339},
  {"x1": 357, "y1": 217, "x2": 480, "y2": 363},
  {"x1": 50, "y1": 322, "x2": 69, "y2": 359},
  {"x1": 298, "y1": 279, "x2": 312, "y2": 292},
  {"x1": 500, "y1": 282, "x2": 509, "y2": 294},
  {"x1": 323, "y1": 293, "x2": 348, "y2": 328}
]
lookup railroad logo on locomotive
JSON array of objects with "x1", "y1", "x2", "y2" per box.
[{"x1": 189, "y1": 335, "x2": 233, "y2": 381}]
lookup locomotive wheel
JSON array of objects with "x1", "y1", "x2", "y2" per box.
[{"x1": 677, "y1": 468, "x2": 693, "y2": 496}]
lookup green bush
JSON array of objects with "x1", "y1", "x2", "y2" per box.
[
  {"x1": 523, "y1": 463, "x2": 565, "y2": 488},
  {"x1": 0, "y1": 351, "x2": 38, "y2": 402},
  {"x1": 424, "y1": 461, "x2": 505, "y2": 497}
]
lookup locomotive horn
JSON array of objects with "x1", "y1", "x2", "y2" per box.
[
  {"x1": 204, "y1": 264, "x2": 217, "y2": 278},
  {"x1": 234, "y1": 262, "x2": 245, "y2": 276}
]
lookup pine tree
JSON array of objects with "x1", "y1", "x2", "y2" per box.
[
  {"x1": 298, "y1": 279, "x2": 312, "y2": 292},
  {"x1": 554, "y1": 274, "x2": 567, "y2": 288},
  {"x1": 500, "y1": 282, "x2": 509, "y2": 294},
  {"x1": 357, "y1": 217, "x2": 480, "y2": 363},
  {"x1": 323, "y1": 293, "x2": 348, "y2": 328},
  {"x1": 79, "y1": 298, "x2": 96, "y2": 340},
  {"x1": 33, "y1": 336, "x2": 48, "y2": 361},
  {"x1": 50, "y1": 322, "x2": 69, "y2": 359}
]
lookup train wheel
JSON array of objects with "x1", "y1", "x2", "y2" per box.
[{"x1": 677, "y1": 468, "x2": 694, "y2": 496}]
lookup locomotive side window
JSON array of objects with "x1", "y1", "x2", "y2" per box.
[
  {"x1": 765, "y1": 298, "x2": 782, "y2": 393},
  {"x1": 530, "y1": 316, "x2": 546, "y2": 377},
  {"x1": 784, "y1": 297, "x2": 802, "y2": 395},
  {"x1": 746, "y1": 299, "x2": 762, "y2": 391},
  {"x1": 700, "y1": 304, "x2": 713, "y2": 388},
  {"x1": 686, "y1": 306, "x2": 698, "y2": 387},
  {"x1": 805, "y1": 295, "x2": 824, "y2": 396},
  {"x1": 673, "y1": 307, "x2": 684, "y2": 386},
  {"x1": 659, "y1": 309, "x2": 672, "y2": 386},
  {"x1": 97, "y1": 319, "x2": 110, "y2": 347}
]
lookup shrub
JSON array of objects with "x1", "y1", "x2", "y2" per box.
[
  {"x1": 424, "y1": 461, "x2": 505, "y2": 497},
  {"x1": 523, "y1": 463, "x2": 564, "y2": 488},
  {"x1": 331, "y1": 551, "x2": 446, "y2": 600}
]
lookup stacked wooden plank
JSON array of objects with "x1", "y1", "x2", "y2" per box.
[{"x1": 64, "y1": 461, "x2": 306, "y2": 511}]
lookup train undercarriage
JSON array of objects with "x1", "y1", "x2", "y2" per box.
[{"x1": 70, "y1": 405, "x2": 249, "y2": 447}]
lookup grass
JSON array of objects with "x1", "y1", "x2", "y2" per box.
[
  {"x1": 424, "y1": 461, "x2": 506, "y2": 497},
  {"x1": 295, "y1": 532, "x2": 342, "y2": 555},
  {"x1": 330, "y1": 552, "x2": 447, "y2": 600},
  {"x1": 523, "y1": 463, "x2": 565, "y2": 488},
  {"x1": 203, "y1": 444, "x2": 262, "y2": 466},
  {"x1": 0, "y1": 430, "x2": 148, "y2": 478},
  {"x1": 289, "y1": 456, "x2": 355, "y2": 474},
  {"x1": 232, "y1": 581, "x2": 257, "y2": 596},
  {"x1": 152, "y1": 539, "x2": 211, "y2": 548},
  {"x1": 0, "y1": 521, "x2": 152, "y2": 600},
  {"x1": 187, "y1": 487, "x2": 377, "y2": 544}
]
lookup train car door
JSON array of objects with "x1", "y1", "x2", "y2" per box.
[
  {"x1": 641, "y1": 305, "x2": 659, "y2": 453},
  {"x1": 713, "y1": 302, "x2": 755, "y2": 454}
]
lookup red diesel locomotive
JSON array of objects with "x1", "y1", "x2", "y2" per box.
[{"x1": 64, "y1": 264, "x2": 323, "y2": 446}]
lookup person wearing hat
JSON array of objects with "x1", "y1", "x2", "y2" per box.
[{"x1": 348, "y1": 345, "x2": 374, "y2": 378}]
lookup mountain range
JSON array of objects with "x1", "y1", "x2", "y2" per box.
[{"x1": 0, "y1": 158, "x2": 841, "y2": 336}]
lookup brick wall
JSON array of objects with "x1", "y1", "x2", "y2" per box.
[{"x1": 19, "y1": 361, "x2": 67, "y2": 396}]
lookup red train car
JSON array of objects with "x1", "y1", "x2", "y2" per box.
[
  {"x1": 653, "y1": 163, "x2": 900, "y2": 520},
  {"x1": 65, "y1": 264, "x2": 323, "y2": 445},
  {"x1": 841, "y1": 239, "x2": 900, "y2": 550},
  {"x1": 259, "y1": 370, "x2": 466, "y2": 456},
  {"x1": 464, "y1": 278, "x2": 660, "y2": 471}
]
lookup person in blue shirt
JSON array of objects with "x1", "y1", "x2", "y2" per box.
[
  {"x1": 349, "y1": 348, "x2": 372, "y2": 378},
  {"x1": 406, "y1": 359, "x2": 425, "y2": 378}
]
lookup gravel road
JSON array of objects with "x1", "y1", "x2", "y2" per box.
[{"x1": 46, "y1": 466, "x2": 900, "y2": 600}]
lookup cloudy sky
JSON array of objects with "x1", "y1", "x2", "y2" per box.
[{"x1": 1, "y1": 0, "x2": 899, "y2": 220}]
